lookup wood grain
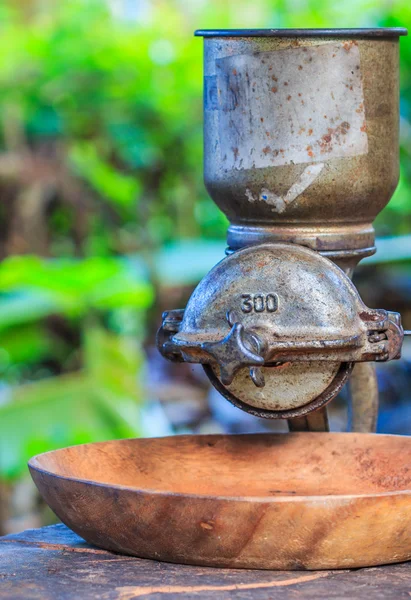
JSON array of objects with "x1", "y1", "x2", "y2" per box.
[
  {"x1": 2, "y1": 525, "x2": 411, "y2": 599},
  {"x1": 28, "y1": 433, "x2": 411, "y2": 570}
]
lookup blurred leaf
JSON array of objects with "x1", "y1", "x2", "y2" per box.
[
  {"x1": 0, "y1": 324, "x2": 52, "y2": 366},
  {"x1": 0, "y1": 290, "x2": 64, "y2": 331},
  {"x1": 0, "y1": 256, "x2": 154, "y2": 329},
  {"x1": 84, "y1": 324, "x2": 145, "y2": 400},
  {"x1": 0, "y1": 323, "x2": 145, "y2": 480},
  {"x1": 70, "y1": 142, "x2": 142, "y2": 210}
]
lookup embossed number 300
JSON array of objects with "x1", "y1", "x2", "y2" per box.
[{"x1": 241, "y1": 293, "x2": 278, "y2": 314}]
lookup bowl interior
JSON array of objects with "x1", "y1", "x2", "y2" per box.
[{"x1": 29, "y1": 433, "x2": 411, "y2": 498}]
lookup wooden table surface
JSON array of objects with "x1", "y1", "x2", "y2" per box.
[{"x1": 1, "y1": 524, "x2": 411, "y2": 599}]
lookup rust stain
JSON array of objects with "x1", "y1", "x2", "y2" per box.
[
  {"x1": 262, "y1": 146, "x2": 271, "y2": 155},
  {"x1": 343, "y1": 40, "x2": 358, "y2": 52},
  {"x1": 272, "y1": 361, "x2": 292, "y2": 371},
  {"x1": 318, "y1": 121, "x2": 350, "y2": 154},
  {"x1": 232, "y1": 147, "x2": 239, "y2": 160},
  {"x1": 287, "y1": 95, "x2": 292, "y2": 101},
  {"x1": 232, "y1": 68, "x2": 237, "y2": 76},
  {"x1": 308, "y1": 128, "x2": 313, "y2": 135},
  {"x1": 271, "y1": 86, "x2": 278, "y2": 93},
  {"x1": 115, "y1": 573, "x2": 330, "y2": 598},
  {"x1": 271, "y1": 75, "x2": 278, "y2": 81},
  {"x1": 306, "y1": 145, "x2": 314, "y2": 158},
  {"x1": 359, "y1": 310, "x2": 381, "y2": 322}
]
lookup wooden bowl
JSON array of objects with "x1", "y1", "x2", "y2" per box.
[{"x1": 29, "y1": 433, "x2": 411, "y2": 570}]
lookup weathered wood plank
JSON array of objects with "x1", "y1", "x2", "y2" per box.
[
  {"x1": 2, "y1": 523, "x2": 104, "y2": 552},
  {"x1": 1, "y1": 525, "x2": 411, "y2": 599}
]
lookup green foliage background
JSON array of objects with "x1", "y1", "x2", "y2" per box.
[{"x1": 0, "y1": 0, "x2": 410, "y2": 480}]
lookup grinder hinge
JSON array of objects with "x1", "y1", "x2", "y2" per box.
[{"x1": 158, "y1": 306, "x2": 404, "y2": 388}]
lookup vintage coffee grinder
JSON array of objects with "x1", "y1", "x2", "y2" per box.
[
  {"x1": 158, "y1": 27, "x2": 409, "y2": 433},
  {"x1": 30, "y1": 28, "x2": 411, "y2": 571}
]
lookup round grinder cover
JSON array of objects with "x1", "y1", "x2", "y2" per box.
[{"x1": 172, "y1": 243, "x2": 365, "y2": 416}]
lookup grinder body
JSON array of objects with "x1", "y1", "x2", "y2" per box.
[{"x1": 157, "y1": 28, "x2": 408, "y2": 428}]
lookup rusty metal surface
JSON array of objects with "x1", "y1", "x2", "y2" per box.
[
  {"x1": 157, "y1": 28, "x2": 408, "y2": 426},
  {"x1": 168, "y1": 244, "x2": 403, "y2": 365},
  {"x1": 212, "y1": 360, "x2": 342, "y2": 411},
  {"x1": 202, "y1": 34, "x2": 404, "y2": 254},
  {"x1": 203, "y1": 361, "x2": 353, "y2": 419},
  {"x1": 196, "y1": 28, "x2": 408, "y2": 38},
  {"x1": 350, "y1": 362, "x2": 379, "y2": 433},
  {"x1": 288, "y1": 406, "x2": 330, "y2": 432},
  {"x1": 158, "y1": 243, "x2": 404, "y2": 417}
]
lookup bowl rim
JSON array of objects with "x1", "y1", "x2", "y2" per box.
[{"x1": 28, "y1": 432, "x2": 411, "y2": 504}]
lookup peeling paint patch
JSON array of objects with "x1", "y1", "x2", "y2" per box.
[
  {"x1": 283, "y1": 163, "x2": 324, "y2": 203},
  {"x1": 260, "y1": 189, "x2": 287, "y2": 212},
  {"x1": 245, "y1": 188, "x2": 256, "y2": 203},
  {"x1": 245, "y1": 163, "x2": 324, "y2": 213}
]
